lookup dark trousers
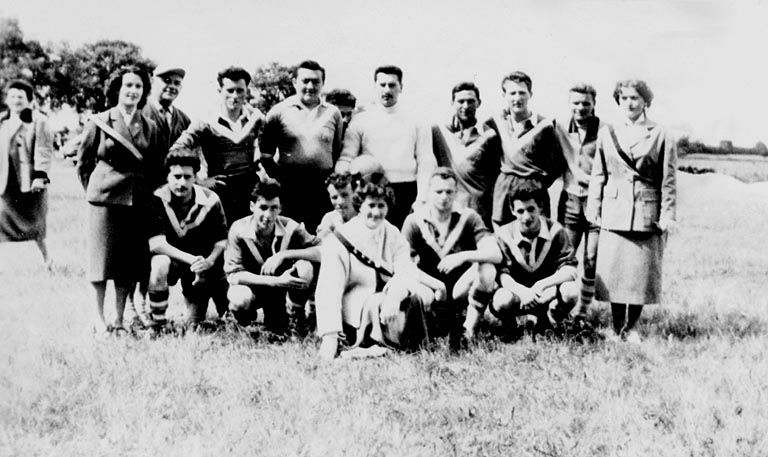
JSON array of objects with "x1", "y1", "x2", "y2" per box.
[{"x1": 388, "y1": 181, "x2": 417, "y2": 229}]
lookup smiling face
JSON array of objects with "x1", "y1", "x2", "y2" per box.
[
  {"x1": 167, "y1": 165, "x2": 195, "y2": 201},
  {"x1": 375, "y1": 73, "x2": 402, "y2": 108},
  {"x1": 359, "y1": 196, "x2": 388, "y2": 229},
  {"x1": 618, "y1": 86, "x2": 647, "y2": 122},
  {"x1": 569, "y1": 91, "x2": 595, "y2": 124},
  {"x1": 502, "y1": 80, "x2": 532, "y2": 120},
  {"x1": 155, "y1": 74, "x2": 183, "y2": 106},
  {"x1": 218, "y1": 77, "x2": 248, "y2": 113},
  {"x1": 4, "y1": 88, "x2": 30, "y2": 114},
  {"x1": 512, "y1": 198, "x2": 542, "y2": 238},
  {"x1": 250, "y1": 196, "x2": 281, "y2": 233},
  {"x1": 293, "y1": 68, "x2": 324, "y2": 107},
  {"x1": 327, "y1": 183, "x2": 355, "y2": 221},
  {"x1": 118, "y1": 72, "x2": 144, "y2": 110},
  {"x1": 428, "y1": 175, "x2": 457, "y2": 213},
  {"x1": 452, "y1": 89, "x2": 480, "y2": 124}
]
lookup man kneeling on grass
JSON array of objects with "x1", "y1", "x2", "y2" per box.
[
  {"x1": 466, "y1": 180, "x2": 579, "y2": 337},
  {"x1": 224, "y1": 179, "x2": 321, "y2": 335},
  {"x1": 401, "y1": 167, "x2": 501, "y2": 346},
  {"x1": 147, "y1": 149, "x2": 229, "y2": 327}
]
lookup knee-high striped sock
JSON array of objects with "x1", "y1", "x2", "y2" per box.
[
  {"x1": 577, "y1": 276, "x2": 596, "y2": 316},
  {"x1": 148, "y1": 289, "x2": 169, "y2": 325}
]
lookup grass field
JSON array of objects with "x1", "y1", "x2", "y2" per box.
[
  {"x1": 678, "y1": 153, "x2": 768, "y2": 183},
  {"x1": 1, "y1": 159, "x2": 768, "y2": 456}
]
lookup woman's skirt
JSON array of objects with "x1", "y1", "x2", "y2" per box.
[
  {"x1": 595, "y1": 229, "x2": 665, "y2": 305},
  {"x1": 0, "y1": 188, "x2": 47, "y2": 242},
  {"x1": 87, "y1": 203, "x2": 149, "y2": 282}
]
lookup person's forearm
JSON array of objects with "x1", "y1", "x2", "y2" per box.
[
  {"x1": 281, "y1": 246, "x2": 321, "y2": 264},
  {"x1": 458, "y1": 246, "x2": 502, "y2": 265},
  {"x1": 536, "y1": 266, "x2": 577, "y2": 290},
  {"x1": 206, "y1": 241, "x2": 226, "y2": 264},
  {"x1": 152, "y1": 241, "x2": 196, "y2": 265},
  {"x1": 500, "y1": 274, "x2": 528, "y2": 296},
  {"x1": 228, "y1": 271, "x2": 274, "y2": 287}
]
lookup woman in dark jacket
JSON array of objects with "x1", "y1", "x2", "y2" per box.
[
  {"x1": 587, "y1": 79, "x2": 677, "y2": 343},
  {"x1": 76, "y1": 65, "x2": 164, "y2": 336}
]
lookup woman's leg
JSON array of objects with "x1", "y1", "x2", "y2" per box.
[
  {"x1": 611, "y1": 302, "x2": 626, "y2": 334},
  {"x1": 625, "y1": 305, "x2": 644, "y2": 331},
  {"x1": 113, "y1": 281, "x2": 131, "y2": 328},
  {"x1": 92, "y1": 281, "x2": 108, "y2": 331}
]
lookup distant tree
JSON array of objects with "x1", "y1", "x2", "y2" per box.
[
  {"x1": 68, "y1": 39, "x2": 155, "y2": 112},
  {"x1": 755, "y1": 141, "x2": 768, "y2": 156},
  {"x1": 0, "y1": 18, "x2": 56, "y2": 108},
  {"x1": 719, "y1": 140, "x2": 734, "y2": 154},
  {"x1": 250, "y1": 62, "x2": 296, "y2": 113}
]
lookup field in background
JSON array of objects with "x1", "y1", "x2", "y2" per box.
[
  {"x1": 1, "y1": 159, "x2": 767, "y2": 456},
  {"x1": 678, "y1": 153, "x2": 768, "y2": 183}
]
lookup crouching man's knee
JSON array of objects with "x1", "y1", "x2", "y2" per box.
[
  {"x1": 149, "y1": 255, "x2": 172, "y2": 289},
  {"x1": 476, "y1": 263, "x2": 497, "y2": 292},
  {"x1": 549, "y1": 281, "x2": 578, "y2": 321},
  {"x1": 227, "y1": 284, "x2": 256, "y2": 321},
  {"x1": 490, "y1": 288, "x2": 521, "y2": 320}
]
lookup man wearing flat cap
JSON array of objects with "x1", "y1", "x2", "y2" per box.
[{"x1": 143, "y1": 65, "x2": 191, "y2": 152}]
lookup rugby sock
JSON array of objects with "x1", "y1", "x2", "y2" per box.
[
  {"x1": 465, "y1": 288, "x2": 495, "y2": 335},
  {"x1": 148, "y1": 289, "x2": 169, "y2": 325},
  {"x1": 578, "y1": 276, "x2": 596, "y2": 316}
]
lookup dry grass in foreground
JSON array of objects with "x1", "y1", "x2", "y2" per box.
[{"x1": 1, "y1": 160, "x2": 767, "y2": 457}]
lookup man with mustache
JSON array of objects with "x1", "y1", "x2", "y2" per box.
[
  {"x1": 335, "y1": 65, "x2": 435, "y2": 229},
  {"x1": 259, "y1": 60, "x2": 344, "y2": 233}
]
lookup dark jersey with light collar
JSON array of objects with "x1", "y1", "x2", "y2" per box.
[
  {"x1": 495, "y1": 216, "x2": 576, "y2": 287},
  {"x1": 148, "y1": 184, "x2": 227, "y2": 256},
  {"x1": 401, "y1": 207, "x2": 490, "y2": 279}
]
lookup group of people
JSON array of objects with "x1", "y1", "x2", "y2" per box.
[{"x1": 0, "y1": 58, "x2": 677, "y2": 359}]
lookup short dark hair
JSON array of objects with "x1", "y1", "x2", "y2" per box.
[
  {"x1": 374, "y1": 65, "x2": 403, "y2": 84},
  {"x1": 430, "y1": 167, "x2": 458, "y2": 184},
  {"x1": 325, "y1": 172, "x2": 355, "y2": 190},
  {"x1": 105, "y1": 65, "x2": 152, "y2": 108},
  {"x1": 325, "y1": 89, "x2": 357, "y2": 108},
  {"x1": 165, "y1": 148, "x2": 200, "y2": 173},
  {"x1": 352, "y1": 174, "x2": 395, "y2": 212},
  {"x1": 613, "y1": 79, "x2": 654, "y2": 107},
  {"x1": 451, "y1": 81, "x2": 480, "y2": 102},
  {"x1": 5, "y1": 80, "x2": 34, "y2": 102},
  {"x1": 249, "y1": 178, "x2": 281, "y2": 203},
  {"x1": 501, "y1": 71, "x2": 532, "y2": 93},
  {"x1": 294, "y1": 60, "x2": 326, "y2": 82},
  {"x1": 569, "y1": 82, "x2": 597, "y2": 101},
  {"x1": 217, "y1": 66, "x2": 251, "y2": 87},
  {"x1": 509, "y1": 179, "x2": 547, "y2": 210}
]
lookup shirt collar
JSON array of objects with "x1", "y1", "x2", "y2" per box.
[
  {"x1": 151, "y1": 98, "x2": 174, "y2": 114},
  {"x1": 117, "y1": 106, "x2": 137, "y2": 125},
  {"x1": 624, "y1": 112, "x2": 654, "y2": 128},
  {"x1": 218, "y1": 110, "x2": 249, "y2": 130},
  {"x1": 155, "y1": 184, "x2": 208, "y2": 206},
  {"x1": 510, "y1": 216, "x2": 551, "y2": 245},
  {"x1": 244, "y1": 215, "x2": 288, "y2": 240},
  {"x1": 286, "y1": 94, "x2": 327, "y2": 112}
]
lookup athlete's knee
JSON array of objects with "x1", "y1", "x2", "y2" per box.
[{"x1": 227, "y1": 285, "x2": 255, "y2": 313}]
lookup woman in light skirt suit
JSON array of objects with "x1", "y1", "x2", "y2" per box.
[{"x1": 587, "y1": 79, "x2": 677, "y2": 342}]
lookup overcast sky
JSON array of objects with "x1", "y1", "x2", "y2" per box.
[{"x1": 3, "y1": 0, "x2": 766, "y2": 146}]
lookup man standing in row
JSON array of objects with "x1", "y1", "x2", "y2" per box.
[
  {"x1": 336, "y1": 65, "x2": 434, "y2": 228},
  {"x1": 430, "y1": 81, "x2": 499, "y2": 226},
  {"x1": 259, "y1": 60, "x2": 344, "y2": 233},
  {"x1": 172, "y1": 66, "x2": 265, "y2": 225},
  {"x1": 555, "y1": 83, "x2": 603, "y2": 323},
  {"x1": 484, "y1": 71, "x2": 566, "y2": 227},
  {"x1": 142, "y1": 65, "x2": 191, "y2": 153}
]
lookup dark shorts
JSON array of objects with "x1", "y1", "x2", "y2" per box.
[
  {"x1": 388, "y1": 181, "x2": 417, "y2": 229},
  {"x1": 557, "y1": 192, "x2": 598, "y2": 234},
  {"x1": 167, "y1": 259, "x2": 227, "y2": 303}
]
